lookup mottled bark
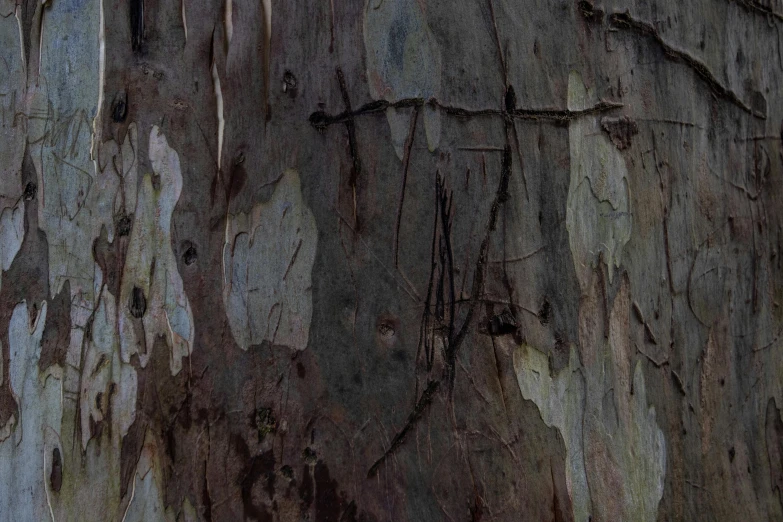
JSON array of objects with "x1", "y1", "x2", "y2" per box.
[{"x1": 0, "y1": 0, "x2": 782, "y2": 520}]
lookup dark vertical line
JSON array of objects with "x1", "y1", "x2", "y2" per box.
[
  {"x1": 394, "y1": 106, "x2": 420, "y2": 267},
  {"x1": 130, "y1": 0, "x2": 144, "y2": 52}
]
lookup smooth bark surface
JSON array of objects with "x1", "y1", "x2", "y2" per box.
[{"x1": 0, "y1": 0, "x2": 782, "y2": 520}]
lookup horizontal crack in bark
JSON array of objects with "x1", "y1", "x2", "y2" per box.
[{"x1": 309, "y1": 98, "x2": 622, "y2": 129}]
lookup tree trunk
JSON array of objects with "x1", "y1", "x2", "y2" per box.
[{"x1": 0, "y1": 0, "x2": 781, "y2": 520}]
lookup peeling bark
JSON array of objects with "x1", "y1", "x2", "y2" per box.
[{"x1": 0, "y1": 0, "x2": 782, "y2": 520}]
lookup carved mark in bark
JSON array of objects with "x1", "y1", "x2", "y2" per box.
[
  {"x1": 336, "y1": 67, "x2": 362, "y2": 229},
  {"x1": 393, "y1": 106, "x2": 420, "y2": 267},
  {"x1": 367, "y1": 379, "x2": 440, "y2": 477},
  {"x1": 310, "y1": 97, "x2": 622, "y2": 129},
  {"x1": 369, "y1": 146, "x2": 513, "y2": 477},
  {"x1": 417, "y1": 172, "x2": 456, "y2": 372}
]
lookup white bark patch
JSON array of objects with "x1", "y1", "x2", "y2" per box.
[
  {"x1": 0, "y1": 301, "x2": 65, "y2": 522},
  {"x1": 181, "y1": 0, "x2": 188, "y2": 43},
  {"x1": 211, "y1": 60, "x2": 224, "y2": 171},
  {"x1": 223, "y1": 169, "x2": 317, "y2": 351},
  {"x1": 514, "y1": 279, "x2": 666, "y2": 521},
  {"x1": 363, "y1": 0, "x2": 442, "y2": 159},
  {"x1": 90, "y1": 0, "x2": 106, "y2": 165},
  {"x1": 122, "y1": 431, "x2": 171, "y2": 522},
  {"x1": 513, "y1": 344, "x2": 590, "y2": 522},
  {"x1": 119, "y1": 126, "x2": 194, "y2": 375},
  {"x1": 0, "y1": 200, "x2": 24, "y2": 273},
  {"x1": 224, "y1": 0, "x2": 233, "y2": 46},
  {"x1": 566, "y1": 71, "x2": 631, "y2": 290}
]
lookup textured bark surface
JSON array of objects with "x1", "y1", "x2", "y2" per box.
[{"x1": 0, "y1": 0, "x2": 782, "y2": 520}]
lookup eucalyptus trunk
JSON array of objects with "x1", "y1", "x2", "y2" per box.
[{"x1": 0, "y1": 0, "x2": 782, "y2": 520}]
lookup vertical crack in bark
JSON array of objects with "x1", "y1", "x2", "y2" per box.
[
  {"x1": 336, "y1": 67, "x2": 362, "y2": 229},
  {"x1": 130, "y1": 0, "x2": 144, "y2": 53}
]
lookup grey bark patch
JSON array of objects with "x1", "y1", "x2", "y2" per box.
[{"x1": 222, "y1": 169, "x2": 317, "y2": 351}]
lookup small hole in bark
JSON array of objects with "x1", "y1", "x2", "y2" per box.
[
  {"x1": 116, "y1": 214, "x2": 132, "y2": 236},
  {"x1": 95, "y1": 392, "x2": 103, "y2": 410},
  {"x1": 282, "y1": 71, "x2": 298, "y2": 97},
  {"x1": 23, "y1": 182, "x2": 37, "y2": 201},
  {"x1": 302, "y1": 447, "x2": 317, "y2": 464},
  {"x1": 111, "y1": 90, "x2": 128, "y2": 122},
  {"x1": 728, "y1": 446, "x2": 735, "y2": 462},
  {"x1": 538, "y1": 298, "x2": 551, "y2": 325},
  {"x1": 377, "y1": 322, "x2": 394, "y2": 339},
  {"x1": 255, "y1": 407, "x2": 277, "y2": 442},
  {"x1": 504, "y1": 85, "x2": 516, "y2": 113},
  {"x1": 488, "y1": 308, "x2": 518, "y2": 336},
  {"x1": 50, "y1": 448, "x2": 63, "y2": 492},
  {"x1": 129, "y1": 286, "x2": 147, "y2": 318},
  {"x1": 183, "y1": 243, "x2": 198, "y2": 265}
]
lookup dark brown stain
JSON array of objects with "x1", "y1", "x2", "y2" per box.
[
  {"x1": 182, "y1": 242, "x2": 198, "y2": 266},
  {"x1": 227, "y1": 154, "x2": 247, "y2": 202},
  {"x1": 766, "y1": 398, "x2": 783, "y2": 507},
  {"x1": 234, "y1": 434, "x2": 275, "y2": 521},
  {"x1": 50, "y1": 448, "x2": 63, "y2": 492},
  {"x1": 129, "y1": 286, "x2": 147, "y2": 318},
  {"x1": 22, "y1": 182, "x2": 37, "y2": 201},
  {"x1": 313, "y1": 460, "x2": 341, "y2": 522},
  {"x1": 116, "y1": 214, "x2": 133, "y2": 237},
  {"x1": 39, "y1": 280, "x2": 71, "y2": 371},
  {"x1": 130, "y1": 0, "x2": 144, "y2": 53},
  {"x1": 112, "y1": 89, "x2": 128, "y2": 123},
  {"x1": 298, "y1": 464, "x2": 314, "y2": 511}
]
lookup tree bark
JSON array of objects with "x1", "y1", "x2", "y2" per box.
[{"x1": 0, "y1": 0, "x2": 782, "y2": 520}]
